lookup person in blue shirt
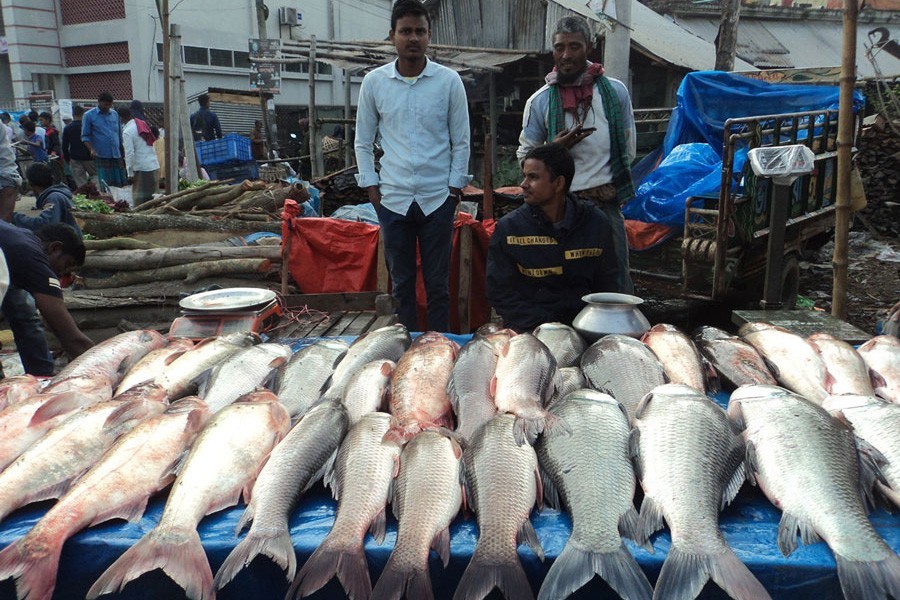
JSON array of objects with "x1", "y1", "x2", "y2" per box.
[
  {"x1": 81, "y1": 91, "x2": 126, "y2": 187},
  {"x1": 22, "y1": 121, "x2": 47, "y2": 163},
  {"x1": 354, "y1": 0, "x2": 470, "y2": 332},
  {"x1": 13, "y1": 163, "x2": 82, "y2": 235},
  {"x1": 190, "y1": 94, "x2": 222, "y2": 142}
]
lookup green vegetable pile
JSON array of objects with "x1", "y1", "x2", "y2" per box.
[
  {"x1": 178, "y1": 179, "x2": 206, "y2": 191},
  {"x1": 72, "y1": 194, "x2": 112, "y2": 214}
]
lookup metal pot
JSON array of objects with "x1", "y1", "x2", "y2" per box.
[{"x1": 572, "y1": 293, "x2": 651, "y2": 342}]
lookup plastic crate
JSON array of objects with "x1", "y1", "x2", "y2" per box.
[
  {"x1": 196, "y1": 133, "x2": 252, "y2": 166},
  {"x1": 205, "y1": 160, "x2": 259, "y2": 182}
]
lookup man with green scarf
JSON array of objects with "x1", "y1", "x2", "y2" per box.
[{"x1": 517, "y1": 15, "x2": 636, "y2": 294}]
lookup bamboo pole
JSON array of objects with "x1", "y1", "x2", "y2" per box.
[
  {"x1": 831, "y1": 0, "x2": 857, "y2": 320},
  {"x1": 483, "y1": 133, "x2": 494, "y2": 220}
]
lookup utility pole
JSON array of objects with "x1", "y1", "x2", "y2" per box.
[
  {"x1": 715, "y1": 0, "x2": 741, "y2": 72},
  {"x1": 255, "y1": 0, "x2": 279, "y2": 157},
  {"x1": 156, "y1": 0, "x2": 173, "y2": 193}
]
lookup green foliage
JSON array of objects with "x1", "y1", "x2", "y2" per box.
[
  {"x1": 72, "y1": 194, "x2": 112, "y2": 214},
  {"x1": 178, "y1": 178, "x2": 206, "y2": 191}
]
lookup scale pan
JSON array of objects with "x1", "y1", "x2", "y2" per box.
[{"x1": 179, "y1": 287, "x2": 277, "y2": 312}]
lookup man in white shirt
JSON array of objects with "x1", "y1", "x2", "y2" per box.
[
  {"x1": 354, "y1": 0, "x2": 470, "y2": 332},
  {"x1": 117, "y1": 106, "x2": 160, "y2": 206}
]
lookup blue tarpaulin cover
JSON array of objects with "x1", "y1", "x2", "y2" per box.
[{"x1": 623, "y1": 71, "x2": 865, "y2": 226}]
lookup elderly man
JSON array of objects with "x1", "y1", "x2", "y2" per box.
[
  {"x1": 82, "y1": 92, "x2": 126, "y2": 187},
  {"x1": 518, "y1": 15, "x2": 636, "y2": 294}
]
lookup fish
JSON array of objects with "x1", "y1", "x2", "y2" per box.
[
  {"x1": 693, "y1": 326, "x2": 776, "y2": 389},
  {"x1": 580, "y1": 334, "x2": 666, "y2": 420},
  {"x1": 633, "y1": 383, "x2": 770, "y2": 600},
  {"x1": 215, "y1": 398, "x2": 348, "y2": 590},
  {"x1": 0, "y1": 375, "x2": 44, "y2": 410},
  {"x1": 371, "y1": 429, "x2": 464, "y2": 600},
  {"x1": 641, "y1": 324, "x2": 714, "y2": 393},
  {"x1": 87, "y1": 391, "x2": 289, "y2": 600},
  {"x1": 491, "y1": 333, "x2": 566, "y2": 446},
  {"x1": 289, "y1": 412, "x2": 403, "y2": 600},
  {"x1": 728, "y1": 384, "x2": 900, "y2": 599},
  {"x1": 0, "y1": 397, "x2": 211, "y2": 600},
  {"x1": 275, "y1": 338, "x2": 349, "y2": 418},
  {"x1": 739, "y1": 322, "x2": 829, "y2": 403},
  {"x1": 533, "y1": 322, "x2": 586, "y2": 368},
  {"x1": 49, "y1": 329, "x2": 167, "y2": 389},
  {"x1": 0, "y1": 375, "x2": 115, "y2": 472},
  {"x1": 387, "y1": 332, "x2": 458, "y2": 440},
  {"x1": 535, "y1": 390, "x2": 652, "y2": 600},
  {"x1": 115, "y1": 338, "x2": 195, "y2": 395},
  {"x1": 545, "y1": 366, "x2": 586, "y2": 410},
  {"x1": 0, "y1": 383, "x2": 168, "y2": 525},
  {"x1": 858, "y1": 335, "x2": 900, "y2": 403},
  {"x1": 323, "y1": 324, "x2": 411, "y2": 400},
  {"x1": 155, "y1": 332, "x2": 258, "y2": 400},
  {"x1": 449, "y1": 329, "x2": 513, "y2": 442},
  {"x1": 341, "y1": 360, "x2": 394, "y2": 426},
  {"x1": 807, "y1": 332, "x2": 875, "y2": 396},
  {"x1": 454, "y1": 414, "x2": 542, "y2": 600},
  {"x1": 199, "y1": 343, "x2": 292, "y2": 413},
  {"x1": 822, "y1": 394, "x2": 900, "y2": 510}
]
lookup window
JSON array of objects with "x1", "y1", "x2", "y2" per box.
[
  {"x1": 317, "y1": 62, "x2": 332, "y2": 75},
  {"x1": 283, "y1": 61, "x2": 308, "y2": 74},
  {"x1": 183, "y1": 46, "x2": 208, "y2": 66},
  {"x1": 234, "y1": 51, "x2": 250, "y2": 69},
  {"x1": 210, "y1": 48, "x2": 233, "y2": 68},
  {"x1": 156, "y1": 42, "x2": 163, "y2": 61}
]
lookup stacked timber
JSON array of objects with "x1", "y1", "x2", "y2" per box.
[{"x1": 856, "y1": 112, "x2": 900, "y2": 237}]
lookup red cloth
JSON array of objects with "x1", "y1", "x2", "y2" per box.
[
  {"x1": 545, "y1": 62, "x2": 606, "y2": 115},
  {"x1": 625, "y1": 219, "x2": 675, "y2": 251},
  {"x1": 134, "y1": 118, "x2": 156, "y2": 147}
]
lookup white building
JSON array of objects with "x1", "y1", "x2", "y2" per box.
[{"x1": 0, "y1": 0, "x2": 392, "y2": 110}]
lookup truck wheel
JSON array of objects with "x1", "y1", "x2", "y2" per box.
[{"x1": 781, "y1": 253, "x2": 800, "y2": 309}]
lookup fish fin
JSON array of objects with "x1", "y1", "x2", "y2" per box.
[
  {"x1": 289, "y1": 537, "x2": 371, "y2": 600},
  {"x1": 869, "y1": 368, "x2": 888, "y2": 394},
  {"x1": 636, "y1": 495, "x2": 665, "y2": 545},
  {"x1": 235, "y1": 501, "x2": 255, "y2": 535},
  {"x1": 654, "y1": 543, "x2": 771, "y2": 600},
  {"x1": 856, "y1": 438, "x2": 890, "y2": 513},
  {"x1": 489, "y1": 375, "x2": 497, "y2": 399},
  {"x1": 517, "y1": 518, "x2": 544, "y2": 561},
  {"x1": 268, "y1": 355, "x2": 289, "y2": 371},
  {"x1": 533, "y1": 465, "x2": 544, "y2": 510},
  {"x1": 431, "y1": 527, "x2": 451, "y2": 567},
  {"x1": 90, "y1": 495, "x2": 152, "y2": 527},
  {"x1": 708, "y1": 544, "x2": 773, "y2": 600},
  {"x1": 762, "y1": 356, "x2": 781, "y2": 379},
  {"x1": 744, "y1": 441, "x2": 759, "y2": 487},
  {"x1": 0, "y1": 534, "x2": 65, "y2": 600},
  {"x1": 303, "y1": 448, "x2": 339, "y2": 495},
  {"x1": 371, "y1": 553, "x2": 433, "y2": 600},
  {"x1": 194, "y1": 368, "x2": 215, "y2": 398},
  {"x1": 726, "y1": 397, "x2": 745, "y2": 431},
  {"x1": 382, "y1": 425, "x2": 416, "y2": 446},
  {"x1": 834, "y1": 552, "x2": 900, "y2": 600},
  {"x1": 86, "y1": 528, "x2": 213, "y2": 600},
  {"x1": 540, "y1": 467, "x2": 561, "y2": 511},
  {"x1": 824, "y1": 369, "x2": 838, "y2": 394},
  {"x1": 29, "y1": 391, "x2": 83, "y2": 425},
  {"x1": 164, "y1": 350, "x2": 188, "y2": 366},
  {"x1": 214, "y1": 525, "x2": 297, "y2": 589},
  {"x1": 324, "y1": 452, "x2": 340, "y2": 501},
  {"x1": 628, "y1": 429, "x2": 643, "y2": 481},
  {"x1": 319, "y1": 374, "x2": 334, "y2": 395},
  {"x1": 634, "y1": 392, "x2": 654, "y2": 420},
  {"x1": 452, "y1": 546, "x2": 534, "y2": 600},
  {"x1": 702, "y1": 356, "x2": 721, "y2": 395},
  {"x1": 536, "y1": 541, "x2": 652, "y2": 600},
  {"x1": 370, "y1": 506, "x2": 388, "y2": 544},
  {"x1": 103, "y1": 397, "x2": 162, "y2": 431},
  {"x1": 777, "y1": 511, "x2": 821, "y2": 557},
  {"x1": 447, "y1": 376, "x2": 461, "y2": 414},
  {"x1": 721, "y1": 462, "x2": 747, "y2": 509},
  {"x1": 618, "y1": 507, "x2": 651, "y2": 551}
]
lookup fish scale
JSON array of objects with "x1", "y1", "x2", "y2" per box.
[
  {"x1": 581, "y1": 334, "x2": 666, "y2": 420},
  {"x1": 275, "y1": 338, "x2": 349, "y2": 418}
]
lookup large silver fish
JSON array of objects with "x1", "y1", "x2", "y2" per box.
[
  {"x1": 535, "y1": 390, "x2": 652, "y2": 600},
  {"x1": 739, "y1": 323, "x2": 828, "y2": 404},
  {"x1": 693, "y1": 326, "x2": 776, "y2": 389},
  {"x1": 275, "y1": 338, "x2": 349, "y2": 418},
  {"x1": 199, "y1": 343, "x2": 292, "y2": 413},
  {"x1": 728, "y1": 384, "x2": 900, "y2": 599},
  {"x1": 533, "y1": 322, "x2": 587, "y2": 368},
  {"x1": 115, "y1": 338, "x2": 195, "y2": 395},
  {"x1": 641, "y1": 324, "x2": 713, "y2": 393},
  {"x1": 87, "y1": 391, "x2": 290, "y2": 600},
  {"x1": 0, "y1": 375, "x2": 43, "y2": 411},
  {"x1": 454, "y1": 414, "x2": 543, "y2": 600},
  {"x1": 858, "y1": 335, "x2": 900, "y2": 403},
  {"x1": 156, "y1": 332, "x2": 258, "y2": 399},
  {"x1": 341, "y1": 360, "x2": 394, "y2": 426},
  {"x1": 634, "y1": 383, "x2": 770, "y2": 600},
  {"x1": 323, "y1": 324, "x2": 411, "y2": 400},
  {"x1": 371, "y1": 429, "x2": 464, "y2": 600},
  {"x1": 50, "y1": 329, "x2": 167, "y2": 389},
  {"x1": 215, "y1": 398, "x2": 348, "y2": 590},
  {"x1": 449, "y1": 329, "x2": 513, "y2": 441},
  {"x1": 808, "y1": 332, "x2": 875, "y2": 396},
  {"x1": 289, "y1": 412, "x2": 403, "y2": 600},
  {"x1": 581, "y1": 334, "x2": 666, "y2": 420}
]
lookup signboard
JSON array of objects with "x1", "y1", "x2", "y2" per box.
[
  {"x1": 249, "y1": 38, "x2": 281, "y2": 94},
  {"x1": 58, "y1": 99, "x2": 73, "y2": 121}
]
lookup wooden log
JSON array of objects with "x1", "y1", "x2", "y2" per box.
[
  {"x1": 83, "y1": 238, "x2": 161, "y2": 250},
  {"x1": 80, "y1": 258, "x2": 272, "y2": 288},
  {"x1": 146, "y1": 185, "x2": 233, "y2": 214},
  {"x1": 190, "y1": 185, "x2": 255, "y2": 211},
  {"x1": 133, "y1": 181, "x2": 221, "y2": 212},
  {"x1": 457, "y1": 224, "x2": 473, "y2": 334},
  {"x1": 232, "y1": 187, "x2": 292, "y2": 212},
  {"x1": 83, "y1": 245, "x2": 281, "y2": 271},
  {"x1": 75, "y1": 211, "x2": 281, "y2": 237}
]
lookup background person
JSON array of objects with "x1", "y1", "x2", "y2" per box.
[
  {"x1": 63, "y1": 105, "x2": 97, "y2": 188},
  {"x1": 13, "y1": 163, "x2": 80, "y2": 234},
  {"x1": 81, "y1": 92, "x2": 126, "y2": 187},
  {"x1": 190, "y1": 94, "x2": 222, "y2": 142},
  {"x1": 118, "y1": 106, "x2": 160, "y2": 206}
]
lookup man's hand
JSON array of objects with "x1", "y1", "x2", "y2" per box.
[
  {"x1": 551, "y1": 124, "x2": 595, "y2": 149},
  {"x1": 366, "y1": 185, "x2": 382, "y2": 209}
]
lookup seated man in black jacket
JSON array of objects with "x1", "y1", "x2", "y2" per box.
[{"x1": 486, "y1": 143, "x2": 625, "y2": 332}]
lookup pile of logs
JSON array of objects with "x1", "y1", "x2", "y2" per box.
[{"x1": 856, "y1": 113, "x2": 900, "y2": 238}]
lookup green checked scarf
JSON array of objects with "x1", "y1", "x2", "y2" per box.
[{"x1": 547, "y1": 71, "x2": 635, "y2": 204}]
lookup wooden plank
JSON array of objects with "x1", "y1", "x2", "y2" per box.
[
  {"x1": 377, "y1": 234, "x2": 389, "y2": 292},
  {"x1": 343, "y1": 312, "x2": 376, "y2": 337},
  {"x1": 328, "y1": 311, "x2": 363, "y2": 336},
  {"x1": 731, "y1": 309, "x2": 871, "y2": 344},
  {"x1": 369, "y1": 314, "x2": 399, "y2": 332},
  {"x1": 306, "y1": 311, "x2": 343, "y2": 338},
  {"x1": 457, "y1": 225, "x2": 473, "y2": 334},
  {"x1": 282, "y1": 292, "x2": 379, "y2": 312}
]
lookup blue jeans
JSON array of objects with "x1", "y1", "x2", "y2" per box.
[
  {"x1": 1, "y1": 287, "x2": 54, "y2": 376},
  {"x1": 376, "y1": 197, "x2": 455, "y2": 332}
]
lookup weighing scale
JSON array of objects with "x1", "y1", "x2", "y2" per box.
[{"x1": 168, "y1": 288, "x2": 282, "y2": 341}]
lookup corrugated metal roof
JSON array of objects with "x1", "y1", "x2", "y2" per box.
[
  {"x1": 673, "y1": 16, "x2": 900, "y2": 78},
  {"x1": 630, "y1": 1, "x2": 757, "y2": 71}
]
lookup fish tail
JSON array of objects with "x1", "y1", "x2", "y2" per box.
[
  {"x1": 87, "y1": 528, "x2": 214, "y2": 600},
  {"x1": 537, "y1": 540, "x2": 651, "y2": 600},
  {"x1": 288, "y1": 537, "x2": 370, "y2": 600},
  {"x1": 835, "y1": 551, "x2": 900, "y2": 600},
  {"x1": 214, "y1": 525, "x2": 296, "y2": 591},
  {"x1": 656, "y1": 543, "x2": 771, "y2": 600},
  {"x1": 0, "y1": 535, "x2": 63, "y2": 600},
  {"x1": 371, "y1": 553, "x2": 432, "y2": 600},
  {"x1": 452, "y1": 546, "x2": 533, "y2": 600}
]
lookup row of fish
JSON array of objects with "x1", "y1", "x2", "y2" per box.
[{"x1": 0, "y1": 321, "x2": 896, "y2": 600}]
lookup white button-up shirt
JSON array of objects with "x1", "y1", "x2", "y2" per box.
[
  {"x1": 122, "y1": 119, "x2": 160, "y2": 176},
  {"x1": 355, "y1": 58, "x2": 470, "y2": 217}
]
